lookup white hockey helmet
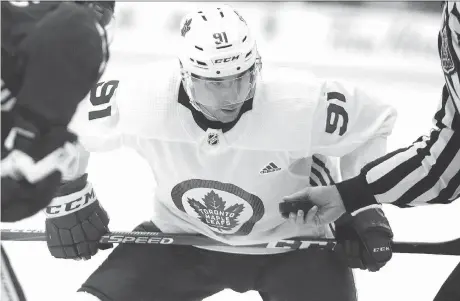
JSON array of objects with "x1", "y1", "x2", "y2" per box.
[{"x1": 178, "y1": 5, "x2": 261, "y2": 109}]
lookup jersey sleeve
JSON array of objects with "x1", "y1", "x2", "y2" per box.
[
  {"x1": 69, "y1": 59, "x2": 180, "y2": 153},
  {"x1": 338, "y1": 135, "x2": 388, "y2": 181},
  {"x1": 310, "y1": 80, "x2": 397, "y2": 158},
  {"x1": 16, "y1": 3, "x2": 108, "y2": 127},
  {"x1": 69, "y1": 76, "x2": 123, "y2": 152}
]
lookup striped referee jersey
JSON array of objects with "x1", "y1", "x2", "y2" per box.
[{"x1": 337, "y1": 2, "x2": 460, "y2": 212}]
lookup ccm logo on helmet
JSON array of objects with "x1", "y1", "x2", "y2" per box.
[{"x1": 213, "y1": 55, "x2": 240, "y2": 64}]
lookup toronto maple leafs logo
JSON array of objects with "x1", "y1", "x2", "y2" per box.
[
  {"x1": 441, "y1": 25, "x2": 455, "y2": 74},
  {"x1": 181, "y1": 18, "x2": 192, "y2": 37},
  {"x1": 188, "y1": 190, "x2": 244, "y2": 231},
  {"x1": 171, "y1": 179, "x2": 265, "y2": 236}
]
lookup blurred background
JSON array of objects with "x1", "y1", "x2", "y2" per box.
[
  {"x1": 110, "y1": 2, "x2": 442, "y2": 79},
  {"x1": 4, "y1": 2, "x2": 459, "y2": 301}
]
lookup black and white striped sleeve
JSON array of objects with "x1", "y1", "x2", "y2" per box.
[{"x1": 336, "y1": 2, "x2": 460, "y2": 212}]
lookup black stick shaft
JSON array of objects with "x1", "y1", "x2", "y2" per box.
[{"x1": 2, "y1": 229, "x2": 458, "y2": 255}]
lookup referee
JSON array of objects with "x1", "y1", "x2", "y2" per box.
[{"x1": 283, "y1": 2, "x2": 459, "y2": 301}]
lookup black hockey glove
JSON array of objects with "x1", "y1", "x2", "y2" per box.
[
  {"x1": 334, "y1": 207, "x2": 393, "y2": 272},
  {"x1": 44, "y1": 173, "x2": 112, "y2": 260},
  {"x1": 1, "y1": 108, "x2": 78, "y2": 222}
]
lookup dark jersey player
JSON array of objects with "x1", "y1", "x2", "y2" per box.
[
  {"x1": 1, "y1": 0, "x2": 113, "y2": 222},
  {"x1": 1, "y1": 1, "x2": 114, "y2": 300}
]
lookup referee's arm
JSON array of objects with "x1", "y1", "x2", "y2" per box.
[
  {"x1": 337, "y1": 86, "x2": 459, "y2": 212},
  {"x1": 336, "y1": 2, "x2": 460, "y2": 212}
]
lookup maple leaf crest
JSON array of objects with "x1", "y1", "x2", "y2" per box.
[
  {"x1": 188, "y1": 190, "x2": 245, "y2": 232},
  {"x1": 181, "y1": 18, "x2": 192, "y2": 37}
]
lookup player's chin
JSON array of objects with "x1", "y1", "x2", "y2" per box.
[{"x1": 217, "y1": 106, "x2": 242, "y2": 123}]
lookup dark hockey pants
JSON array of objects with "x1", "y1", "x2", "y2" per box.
[{"x1": 79, "y1": 222, "x2": 357, "y2": 301}]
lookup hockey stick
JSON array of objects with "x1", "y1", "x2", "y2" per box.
[
  {"x1": 1, "y1": 228, "x2": 459, "y2": 255},
  {"x1": 391, "y1": 238, "x2": 460, "y2": 256},
  {"x1": 0, "y1": 229, "x2": 337, "y2": 251}
]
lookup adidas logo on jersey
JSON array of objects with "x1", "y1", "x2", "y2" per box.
[{"x1": 260, "y1": 162, "x2": 281, "y2": 174}]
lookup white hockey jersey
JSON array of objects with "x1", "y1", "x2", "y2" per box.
[{"x1": 70, "y1": 60, "x2": 397, "y2": 254}]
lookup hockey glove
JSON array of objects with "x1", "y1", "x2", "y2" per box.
[
  {"x1": 44, "y1": 173, "x2": 112, "y2": 260},
  {"x1": 334, "y1": 207, "x2": 393, "y2": 272},
  {"x1": 1, "y1": 108, "x2": 79, "y2": 222}
]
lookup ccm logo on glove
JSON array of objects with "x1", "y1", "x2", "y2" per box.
[{"x1": 45, "y1": 185, "x2": 96, "y2": 217}]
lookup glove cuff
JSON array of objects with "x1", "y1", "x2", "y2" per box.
[
  {"x1": 44, "y1": 173, "x2": 97, "y2": 218},
  {"x1": 353, "y1": 208, "x2": 394, "y2": 239},
  {"x1": 55, "y1": 173, "x2": 88, "y2": 197}
]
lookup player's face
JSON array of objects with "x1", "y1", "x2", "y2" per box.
[
  {"x1": 189, "y1": 66, "x2": 256, "y2": 122},
  {"x1": 199, "y1": 101, "x2": 244, "y2": 123}
]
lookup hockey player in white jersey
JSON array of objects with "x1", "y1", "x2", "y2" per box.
[{"x1": 45, "y1": 5, "x2": 397, "y2": 301}]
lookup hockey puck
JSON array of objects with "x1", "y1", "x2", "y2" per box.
[{"x1": 279, "y1": 201, "x2": 315, "y2": 218}]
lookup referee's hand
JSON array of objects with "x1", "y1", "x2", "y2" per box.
[{"x1": 281, "y1": 185, "x2": 346, "y2": 226}]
